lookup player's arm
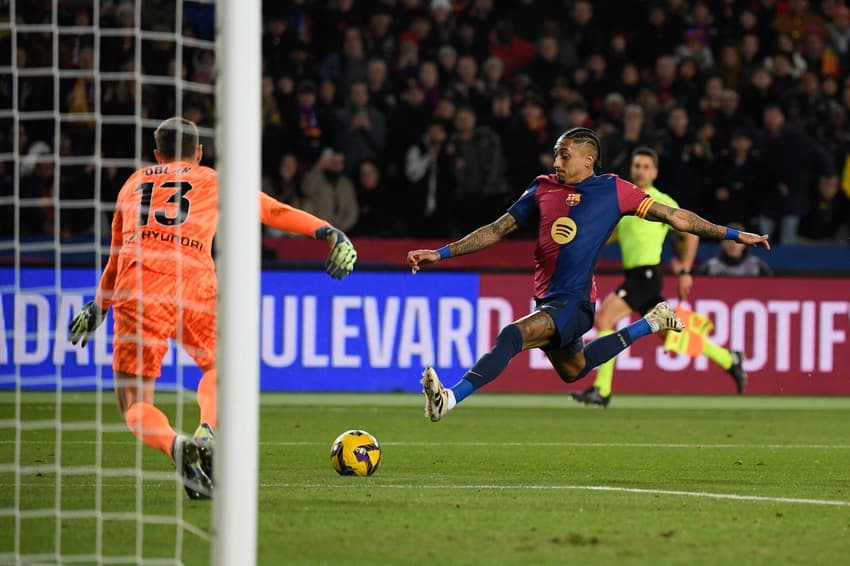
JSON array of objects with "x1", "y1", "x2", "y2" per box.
[
  {"x1": 671, "y1": 231, "x2": 698, "y2": 300},
  {"x1": 407, "y1": 212, "x2": 518, "y2": 274},
  {"x1": 644, "y1": 201, "x2": 771, "y2": 249},
  {"x1": 70, "y1": 208, "x2": 122, "y2": 347},
  {"x1": 258, "y1": 192, "x2": 357, "y2": 279}
]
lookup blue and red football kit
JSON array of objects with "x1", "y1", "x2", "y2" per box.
[{"x1": 507, "y1": 173, "x2": 653, "y2": 351}]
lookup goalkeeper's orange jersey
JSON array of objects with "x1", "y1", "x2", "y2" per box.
[{"x1": 96, "y1": 160, "x2": 328, "y2": 309}]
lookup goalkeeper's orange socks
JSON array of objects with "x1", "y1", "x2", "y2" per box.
[
  {"x1": 197, "y1": 368, "x2": 217, "y2": 428},
  {"x1": 591, "y1": 330, "x2": 615, "y2": 397},
  {"x1": 702, "y1": 339, "x2": 734, "y2": 370},
  {"x1": 124, "y1": 402, "x2": 178, "y2": 457}
]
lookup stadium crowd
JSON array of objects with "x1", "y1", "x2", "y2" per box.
[{"x1": 7, "y1": 0, "x2": 850, "y2": 246}]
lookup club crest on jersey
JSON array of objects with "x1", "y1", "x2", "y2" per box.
[
  {"x1": 551, "y1": 217, "x2": 578, "y2": 245},
  {"x1": 565, "y1": 193, "x2": 582, "y2": 206}
]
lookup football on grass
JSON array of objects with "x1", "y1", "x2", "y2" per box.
[{"x1": 330, "y1": 430, "x2": 382, "y2": 476}]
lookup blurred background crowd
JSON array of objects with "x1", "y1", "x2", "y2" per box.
[{"x1": 6, "y1": 0, "x2": 850, "y2": 246}]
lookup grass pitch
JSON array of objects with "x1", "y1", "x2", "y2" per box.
[{"x1": 2, "y1": 392, "x2": 850, "y2": 565}]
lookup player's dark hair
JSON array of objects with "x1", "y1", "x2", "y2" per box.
[
  {"x1": 154, "y1": 117, "x2": 199, "y2": 160},
  {"x1": 631, "y1": 146, "x2": 658, "y2": 167},
  {"x1": 556, "y1": 127, "x2": 602, "y2": 172}
]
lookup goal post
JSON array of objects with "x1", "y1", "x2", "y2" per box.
[{"x1": 213, "y1": 0, "x2": 261, "y2": 564}]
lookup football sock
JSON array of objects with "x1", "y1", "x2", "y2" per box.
[
  {"x1": 197, "y1": 368, "x2": 217, "y2": 428},
  {"x1": 450, "y1": 378, "x2": 475, "y2": 404},
  {"x1": 702, "y1": 338, "x2": 734, "y2": 370},
  {"x1": 454, "y1": 324, "x2": 523, "y2": 402},
  {"x1": 592, "y1": 330, "x2": 615, "y2": 397},
  {"x1": 577, "y1": 319, "x2": 650, "y2": 379},
  {"x1": 124, "y1": 402, "x2": 178, "y2": 457}
]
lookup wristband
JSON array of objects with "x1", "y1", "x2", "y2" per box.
[
  {"x1": 724, "y1": 227, "x2": 740, "y2": 241},
  {"x1": 437, "y1": 246, "x2": 451, "y2": 260},
  {"x1": 677, "y1": 269, "x2": 691, "y2": 276}
]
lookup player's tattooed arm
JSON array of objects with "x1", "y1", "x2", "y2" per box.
[
  {"x1": 449, "y1": 213, "x2": 518, "y2": 256},
  {"x1": 648, "y1": 202, "x2": 772, "y2": 249},
  {"x1": 645, "y1": 201, "x2": 727, "y2": 239},
  {"x1": 408, "y1": 213, "x2": 520, "y2": 274}
]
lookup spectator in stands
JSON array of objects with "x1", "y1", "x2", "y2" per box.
[
  {"x1": 563, "y1": 0, "x2": 605, "y2": 60},
  {"x1": 332, "y1": 80, "x2": 387, "y2": 175},
  {"x1": 798, "y1": 175, "x2": 850, "y2": 243},
  {"x1": 353, "y1": 160, "x2": 400, "y2": 237},
  {"x1": 301, "y1": 148, "x2": 359, "y2": 233},
  {"x1": 707, "y1": 129, "x2": 765, "y2": 227},
  {"x1": 447, "y1": 105, "x2": 511, "y2": 233},
  {"x1": 524, "y1": 35, "x2": 570, "y2": 96},
  {"x1": 430, "y1": 1, "x2": 456, "y2": 47},
  {"x1": 265, "y1": 153, "x2": 302, "y2": 209},
  {"x1": 502, "y1": 95, "x2": 556, "y2": 190},
  {"x1": 387, "y1": 82, "x2": 431, "y2": 175},
  {"x1": 405, "y1": 121, "x2": 456, "y2": 238},
  {"x1": 449, "y1": 55, "x2": 487, "y2": 116},
  {"x1": 657, "y1": 106, "x2": 710, "y2": 213},
  {"x1": 20, "y1": 142, "x2": 55, "y2": 236},
  {"x1": 488, "y1": 20, "x2": 535, "y2": 79},
  {"x1": 697, "y1": 223, "x2": 774, "y2": 276},
  {"x1": 759, "y1": 105, "x2": 829, "y2": 244},
  {"x1": 365, "y1": 8, "x2": 397, "y2": 62},
  {"x1": 321, "y1": 27, "x2": 368, "y2": 93},
  {"x1": 366, "y1": 58, "x2": 395, "y2": 114},
  {"x1": 772, "y1": 0, "x2": 827, "y2": 43},
  {"x1": 630, "y1": 3, "x2": 682, "y2": 68},
  {"x1": 602, "y1": 103, "x2": 659, "y2": 180},
  {"x1": 282, "y1": 79, "x2": 327, "y2": 170},
  {"x1": 827, "y1": 4, "x2": 850, "y2": 63},
  {"x1": 713, "y1": 89, "x2": 755, "y2": 150}
]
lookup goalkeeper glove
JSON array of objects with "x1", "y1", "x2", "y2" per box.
[
  {"x1": 68, "y1": 300, "x2": 107, "y2": 347},
  {"x1": 315, "y1": 225, "x2": 357, "y2": 280}
]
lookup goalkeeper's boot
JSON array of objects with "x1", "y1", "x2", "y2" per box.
[
  {"x1": 644, "y1": 301, "x2": 685, "y2": 333},
  {"x1": 569, "y1": 386, "x2": 610, "y2": 408},
  {"x1": 421, "y1": 367, "x2": 450, "y2": 422},
  {"x1": 728, "y1": 351, "x2": 747, "y2": 394},
  {"x1": 193, "y1": 423, "x2": 215, "y2": 481},
  {"x1": 172, "y1": 435, "x2": 212, "y2": 500}
]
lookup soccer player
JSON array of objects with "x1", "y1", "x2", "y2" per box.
[
  {"x1": 68, "y1": 117, "x2": 357, "y2": 498},
  {"x1": 570, "y1": 147, "x2": 746, "y2": 408},
  {"x1": 407, "y1": 127, "x2": 769, "y2": 422}
]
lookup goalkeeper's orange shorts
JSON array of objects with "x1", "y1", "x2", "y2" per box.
[{"x1": 111, "y1": 264, "x2": 217, "y2": 378}]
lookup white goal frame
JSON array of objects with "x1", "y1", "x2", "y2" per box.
[{"x1": 213, "y1": 0, "x2": 261, "y2": 565}]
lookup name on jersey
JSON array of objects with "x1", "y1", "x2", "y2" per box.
[
  {"x1": 139, "y1": 229, "x2": 204, "y2": 251},
  {"x1": 144, "y1": 165, "x2": 191, "y2": 176}
]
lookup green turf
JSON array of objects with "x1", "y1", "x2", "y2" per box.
[{"x1": 2, "y1": 392, "x2": 850, "y2": 565}]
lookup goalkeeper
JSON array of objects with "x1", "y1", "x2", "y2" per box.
[
  {"x1": 68, "y1": 117, "x2": 356, "y2": 499},
  {"x1": 570, "y1": 147, "x2": 746, "y2": 407}
]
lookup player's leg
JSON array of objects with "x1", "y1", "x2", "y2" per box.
[
  {"x1": 421, "y1": 309, "x2": 557, "y2": 422},
  {"x1": 112, "y1": 276, "x2": 211, "y2": 499},
  {"x1": 692, "y1": 335, "x2": 747, "y2": 393},
  {"x1": 180, "y1": 283, "x2": 218, "y2": 476},
  {"x1": 571, "y1": 290, "x2": 632, "y2": 405},
  {"x1": 554, "y1": 301, "x2": 683, "y2": 384}
]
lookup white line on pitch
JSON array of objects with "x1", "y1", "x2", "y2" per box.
[
  {"x1": 0, "y1": 439, "x2": 850, "y2": 450},
  {"x1": 260, "y1": 441, "x2": 850, "y2": 449},
  {"x1": 271, "y1": 482, "x2": 850, "y2": 508},
  {"x1": 2, "y1": 440, "x2": 850, "y2": 449}
]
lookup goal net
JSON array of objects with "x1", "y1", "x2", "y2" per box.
[{"x1": 0, "y1": 0, "x2": 250, "y2": 563}]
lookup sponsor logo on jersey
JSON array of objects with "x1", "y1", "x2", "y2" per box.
[
  {"x1": 550, "y1": 217, "x2": 578, "y2": 245},
  {"x1": 565, "y1": 193, "x2": 582, "y2": 206}
]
